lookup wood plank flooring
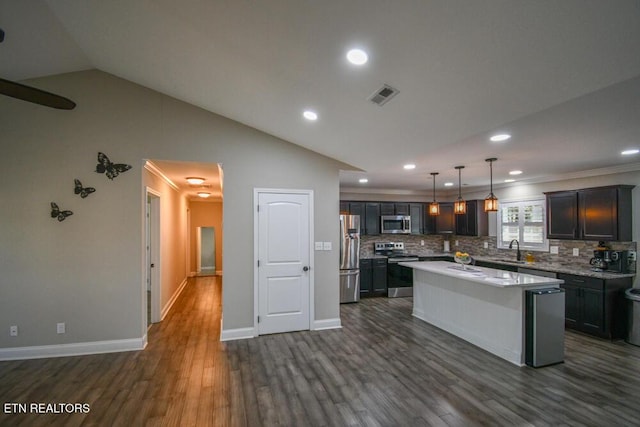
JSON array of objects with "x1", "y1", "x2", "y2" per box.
[{"x1": 1, "y1": 276, "x2": 640, "y2": 426}]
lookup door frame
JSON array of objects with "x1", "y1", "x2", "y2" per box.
[
  {"x1": 145, "y1": 187, "x2": 162, "y2": 327},
  {"x1": 253, "y1": 188, "x2": 315, "y2": 336}
]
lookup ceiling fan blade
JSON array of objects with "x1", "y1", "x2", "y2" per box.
[{"x1": 0, "y1": 77, "x2": 76, "y2": 110}]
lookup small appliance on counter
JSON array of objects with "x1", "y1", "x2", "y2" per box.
[
  {"x1": 589, "y1": 249, "x2": 608, "y2": 272},
  {"x1": 607, "y1": 250, "x2": 631, "y2": 273},
  {"x1": 374, "y1": 242, "x2": 418, "y2": 297},
  {"x1": 339, "y1": 215, "x2": 360, "y2": 303}
]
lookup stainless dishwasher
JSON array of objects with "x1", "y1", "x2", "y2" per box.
[{"x1": 525, "y1": 288, "x2": 565, "y2": 367}]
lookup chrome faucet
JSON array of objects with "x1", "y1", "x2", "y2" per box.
[{"x1": 509, "y1": 239, "x2": 522, "y2": 261}]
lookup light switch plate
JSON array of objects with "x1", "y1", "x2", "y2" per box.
[
  {"x1": 323, "y1": 242, "x2": 332, "y2": 251},
  {"x1": 572, "y1": 248, "x2": 580, "y2": 256},
  {"x1": 550, "y1": 246, "x2": 559, "y2": 254},
  {"x1": 57, "y1": 323, "x2": 66, "y2": 334},
  {"x1": 315, "y1": 242, "x2": 323, "y2": 250}
]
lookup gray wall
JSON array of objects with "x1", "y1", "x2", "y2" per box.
[{"x1": 0, "y1": 70, "x2": 343, "y2": 349}]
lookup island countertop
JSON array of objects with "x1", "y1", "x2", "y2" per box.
[{"x1": 399, "y1": 260, "x2": 564, "y2": 288}]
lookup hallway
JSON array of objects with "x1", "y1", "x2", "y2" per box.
[{"x1": 2, "y1": 276, "x2": 640, "y2": 426}]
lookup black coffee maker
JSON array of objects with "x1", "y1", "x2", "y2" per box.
[
  {"x1": 589, "y1": 241, "x2": 609, "y2": 271},
  {"x1": 607, "y1": 250, "x2": 630, "y2": 273}
]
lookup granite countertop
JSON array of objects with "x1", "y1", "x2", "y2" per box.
[
  {"x1": 471, "y1": 256, "x2": 636, "y2": 280},
  {"x1": 399, "y1": 260, "x2": 563, "y2": 288},
  {"x1": 362, "y1": 252, "x2": 634, "y2": 280}
]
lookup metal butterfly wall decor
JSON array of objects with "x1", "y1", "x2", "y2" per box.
[
  {"x1": 95, "y1": 152, "x2": 132, "y2": 180},
  {"x1": 74, "y1": 179, "x2": 96, "y2": 198},
  {"x1": 50, "y1": 202, "x2": 73, "y2": 221}
]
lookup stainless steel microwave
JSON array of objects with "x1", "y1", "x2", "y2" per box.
[{"x1": 381, "y1": 215, "x2": 411, "y2": 234}]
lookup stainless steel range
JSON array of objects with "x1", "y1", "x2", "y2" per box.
[{"x1": 374, "y1": 242, "x2": 418, "y2": 297}]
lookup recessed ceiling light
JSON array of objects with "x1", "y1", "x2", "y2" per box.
[
  {"x1": 197, "y1": 192, "x2": 211, "y2": 198},
  {"x1": 346, "y1": 48, "x2": 368, "y2": 65},
  {"x1": 509, "y1": 170, "x2": 523, "y2": 175},
  {"x1": 403, "y1": 164, "x2": 416, "y2": 170},
  {"x1": 359, "y1": 178, "x2": 368, "y2": 184},
  {"x1": 303, "y1": 110, "x2": 318, "y2": 121},
  {"x1": 186, "y1": 177, "x2": 205, "y2": 185},
  {"x1": 444, "y1": 182, "x2": 454, "y2": 187},
  {"x1": 504, "y1": 179, "x2": 516, "y2": 183},
  {"x1": 490, "y1": 134, "x2": 511, "y2": 142},
  {"x1": 621, "y1": 149, "x2": 639, "y2": 155}
]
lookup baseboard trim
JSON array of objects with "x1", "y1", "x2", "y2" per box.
[
  {"x1": 220, "y1": 327, "x2": 255, "y2": 341},
  {"x1": 313, "y1": 318, "x2": 342, "y2": 331},
  {"x1": 161, "y1": 277, "x2": 189, "y2": 320},
  {"x1": 0, "y1": 337, "x2": 146, "y2": 361}
]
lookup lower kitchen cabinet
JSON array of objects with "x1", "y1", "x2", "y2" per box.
[
  {"x1": 558, "y1": 273, "x2": 631, "y2": 339},
  {"x1": 360, "y1": 258, "x2": 387, "y2": 297}
]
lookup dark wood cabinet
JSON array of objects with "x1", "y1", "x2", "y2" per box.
[
  {"x1": 380, "y1": 203, "x2": 395, "y2": 216},
  {"x1": 546, "y1": 191, "x2": 578, "y2": 239},
  {"x1": 409, "y1": 203, "x2": 424, "y2": 234},
  {"x1": 380, "y1": 202, "x2": 409, "y2": 216},
  {"x1": 394, "y1": 203, "x2": 409, "y2": 216},
  {"x1": 364, "y1": 203, "x2": 381, "y2": 235},
  {"x1": 558, "y1": 273, "x2": 631, "y2": 339},
  {"x1": 546, "y1": 185, "x2": 634, "y2": 241},
  {"x1": 360, "y1": 258, "x2": 387, "y2": 297},
  {"x1": 341, "y1": 200, "x2": 425, "y2": 235},
  {"x1": 579, "y1": 186, "x2": 633, "y2": 241},
  {"x1": 435, "y1": 202, "x2": 455, "y2": 234},
  {"x1": 454, "y1": 200, "x2": 488, "y2": 236}
]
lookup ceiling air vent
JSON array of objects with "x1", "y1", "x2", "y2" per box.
[{"x1": 368, "y1": 84, "x2": 399, "y2": 106}]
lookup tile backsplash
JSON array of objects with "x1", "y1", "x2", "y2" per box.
[{"x1": 360, "y1": 234, "x2": 636, "y2": 272}]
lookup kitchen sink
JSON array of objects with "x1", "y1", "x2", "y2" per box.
[{"x1": 492, "y1": 258, "x2": 526, "y2": 264}]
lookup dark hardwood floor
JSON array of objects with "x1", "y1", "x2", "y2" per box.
[{"x1": 1, "y1": 276, "x2": 640, "y2": 426}]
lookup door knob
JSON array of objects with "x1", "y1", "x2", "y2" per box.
[{"x1": 303, "y1": 266, "x2": 309, "y2": 272}]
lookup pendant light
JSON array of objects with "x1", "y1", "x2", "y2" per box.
[
  {"x1": 429, "y1": 172, "x2": 440, "y2": 215},
  {"x1": 484, "y1": 158, "x2": 498, "y2": 212},
  {"x1": 453, "y1": 166, "x2": 466, "y2": 215}
]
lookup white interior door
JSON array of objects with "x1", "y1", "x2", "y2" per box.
[
  {"x1": 256, "y1": 190, "x2": 312, "y2": 335},
  {"x1": 146, "y1": 189, "x2": 161, "y2": 325}
]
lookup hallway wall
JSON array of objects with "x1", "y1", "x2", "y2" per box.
[
  {"x1": 189, "y1": 201, "x2": 223, "y2": 275},
  {"x1": 0, "y1": 70, "x2": 346, "y2": 356}
]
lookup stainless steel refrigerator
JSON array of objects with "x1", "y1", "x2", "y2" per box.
[{"x1": 339, "y1": 215, "x2": 360, "y2": 303}]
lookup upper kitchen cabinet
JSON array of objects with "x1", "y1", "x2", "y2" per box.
[
  {"x1": 409, "y1": 203, "x2": 424, "y2": 234},
  {"x1": 454, "y1": 200, "x2": 488, "y2": 236},
  {"x1": 364, "y1": 202, "x2": 381, "y2": 235},
  {"x1": 380, "y1": 203, "x2": 409, "y2": 216},
  {"x1": 425, "y1": 202, "x2": 454, "y2": 234},
  {"x1": 546, "y1": 185, "x2": 634, "y2": 241}
]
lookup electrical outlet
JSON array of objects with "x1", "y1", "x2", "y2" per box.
[
  {"x1": 314, "y1": 242, "x2": 323, "y2": 250},
  {"x1": 421, "y1": 240, "x2": 425, "y2": 246},
  {"x1": 10, "y1": 325, "x2": 18, "y2": 337},
  {"x1": 57, "y1": 323, "x2": 66, "y2": 334},
  {"x1": 455, "y1": 240, "x2": 459, "y2": 246},
  {"x1": 629, "y1": 251, "x2": 637, "y2": 262},
  {"x1": 323, "y1": 242, "x2": 332, "y2": 251},
  {"x1": 550, "y1": 246, "x2": 559, "y2": 254},
  {"x1": 572, "y1": 248, "x2": 580, "y2": 256},
  {"x1": 483, "y1": 242, "x2": 489, "y2": 249}
]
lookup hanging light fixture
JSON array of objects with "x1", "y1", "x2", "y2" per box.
[
  {"x1": 484, "y1": 158, "x2": 498, "y2": 212},
  {"x1": 429, "y1": 172, "x2": 440, "y2": 215},
  {"x1": 453, "y1": 166, "x2": 466, "y2": 215}
]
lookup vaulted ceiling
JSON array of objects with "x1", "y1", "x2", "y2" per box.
[{"x1": 2, "y1": 1, "x2": 639, "y2": 194}]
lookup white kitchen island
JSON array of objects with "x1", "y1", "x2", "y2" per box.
[{"x1": 399, "y1": 261, "x2": 563, "y2": 366}]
